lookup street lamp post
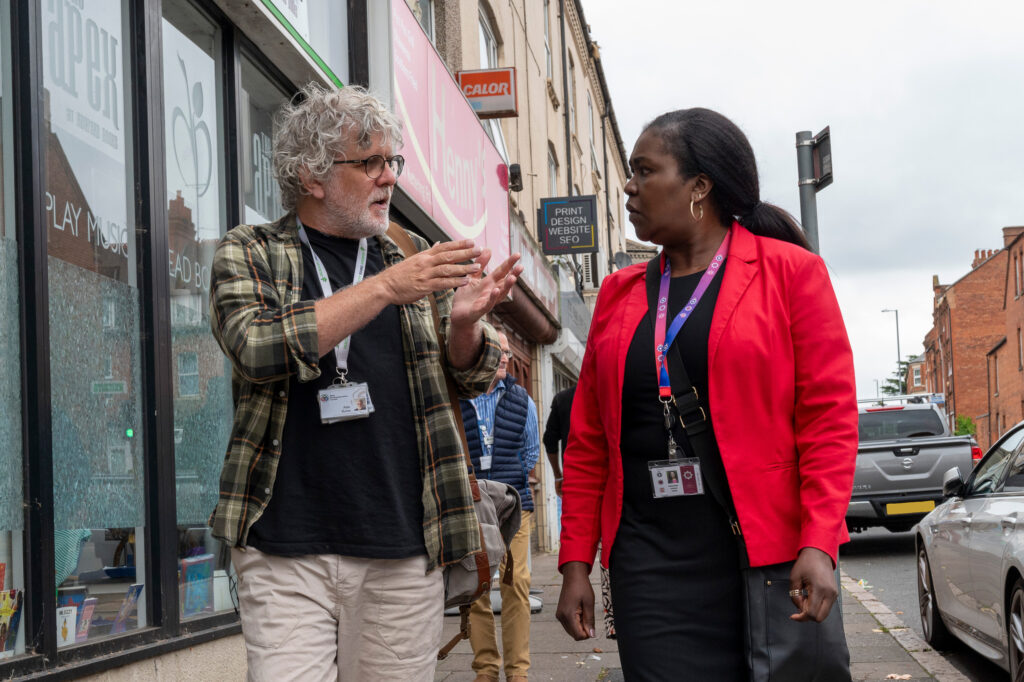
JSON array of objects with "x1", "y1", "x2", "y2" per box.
[{"x1": 882, "y1": 308, "x2": 901, "y2": 390}]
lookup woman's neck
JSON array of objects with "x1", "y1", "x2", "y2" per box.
[{"x1": 662, "y1": 222, "x2": 731, "y2": 276}]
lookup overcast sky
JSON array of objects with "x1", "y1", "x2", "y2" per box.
[{"x1": 580, "y1": 0, "x2": 1024, "y2": 398}]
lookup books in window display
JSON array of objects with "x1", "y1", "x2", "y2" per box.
[
  {"x1": 110, "y1": 583, "x2": 144, "y2": 634},
  {"x1": 180, "y1": 553, "x2": 215, "y2": 618},
  {"x1": 0, "y1": 589, "x2": 23, "y2": 658}
]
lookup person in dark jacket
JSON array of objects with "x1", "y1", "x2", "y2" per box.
[
  {"x1": 542, "y1": 382, "x2": 576, "y2": 496},
  {"x1": 460, "y1": 331, "x2": 540, "y2": 682}
]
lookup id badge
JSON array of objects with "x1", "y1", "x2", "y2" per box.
[
  {"x1": 648, "y1": 458, "x2": 703, "y2": 499},
  {"x1": 317, "y1": 382, "x2": 372, "y2": 423},
  {"x1": 480, "y1": 455, "x2": 493, "y2": 470}
]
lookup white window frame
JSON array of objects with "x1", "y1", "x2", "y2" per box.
[
  {"x1": 913, "y1": 365, "x2": 922, "y2": 386},
  {"x1": 548, "y1": 147, "x2": 558, "y2": 196},
  {"x1": 478, "y1": 9, "x2": 509, "y2": 162}
]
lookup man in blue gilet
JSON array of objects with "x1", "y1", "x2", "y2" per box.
[{"x1": 460, "y1": 330, "x2": 540, "y2": 682}]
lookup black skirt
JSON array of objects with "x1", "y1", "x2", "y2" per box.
[{"x1": 610, "y1": 269, "x2": 745, "y2": 681}]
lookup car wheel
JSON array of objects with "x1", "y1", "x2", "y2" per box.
[
  {"x1": 917, "y1": 543, "x2": 953, "y2": 649},
  {"x1": 1008, "y1": 578, "x2": 1024, "y2": 682}
]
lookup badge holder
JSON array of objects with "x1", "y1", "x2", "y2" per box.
[
  {"x1": 648, "y1": 396, "x2": 704, "y2": 499},
  {"x1": 317, "y1": 368, "x2": 374, "y2": 424}
]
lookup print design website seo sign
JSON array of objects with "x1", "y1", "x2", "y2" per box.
[{"x1": 538, "y1": 195, "x2": 599, "y2": 255}]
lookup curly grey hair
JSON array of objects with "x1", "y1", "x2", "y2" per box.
[{"x1": 273, "y1": 83, "x2": 404, "y2": 211}]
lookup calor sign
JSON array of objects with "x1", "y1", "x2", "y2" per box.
[{"x1": 456, "y1": 68, "x2": 518, "y2": 119}]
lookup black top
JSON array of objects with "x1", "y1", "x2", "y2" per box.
[
  {"x1": 249, "y1": 225, "x2": 425, "y2": 558},
  {"x1": 609, "y1": 263, "x2": 745, "y2": 680},
  {"x1": 542, "y1": 384, "x2": 576, "y2": 459}
]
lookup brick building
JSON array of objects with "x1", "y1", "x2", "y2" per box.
[
  {"x1": 923, "y1": 246, "x2": 1007, "y2": 449},
  {"x1": 986, "y1": 227, "x2": 1024, "y2": 446},
  {"x1": 904, "y1": 354, "x2": 929, "y2": 394}
]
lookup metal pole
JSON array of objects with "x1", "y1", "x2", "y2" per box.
[
  {"x1": 795, "y1": 131, "x2": 819, "y2": 254},
  {"x1": 882, "y1": 308, "x2": 902, "y2": 387}
]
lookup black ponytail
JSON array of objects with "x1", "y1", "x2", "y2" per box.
[{"x1": 645, "y1": 109, "x2": 811, "y2": 251}]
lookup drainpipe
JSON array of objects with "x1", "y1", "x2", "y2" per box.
[{"x1": 558, "y1": 0, "x2": 572, "y2": 193}]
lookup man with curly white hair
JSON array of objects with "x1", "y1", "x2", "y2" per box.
[{"x1": 208, "y1": 83, "x2": 522, "y2": 681}]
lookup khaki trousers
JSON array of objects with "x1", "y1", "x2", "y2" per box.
[
  {"x1": 469, "y1": 510, "x2": 532, "y2": 678},
  {"x1": 232, "y1": 547, "x2": 443, "y2": 682}
]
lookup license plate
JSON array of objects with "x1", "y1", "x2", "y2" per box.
[{"x1": 886, "y1": 500, "x2": 935, "y2": 515}]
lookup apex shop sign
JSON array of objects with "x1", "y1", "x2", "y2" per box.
[{"x1": 537, "y1": 195, "x2": 599, "y2": 255}]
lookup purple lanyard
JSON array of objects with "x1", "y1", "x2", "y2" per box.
[{"x1": 653, "y1": 233, "x2": 731, "y2": 399}]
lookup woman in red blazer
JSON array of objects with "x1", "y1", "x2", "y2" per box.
[{"x1": 555, "y1": 109, "x2": 857, "y2": 680}]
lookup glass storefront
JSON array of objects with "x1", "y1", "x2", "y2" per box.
[
  {"x1": 0, "y1": 0, "x2": 22, "y2": 661},
  {"x1": 0, "y1": 0, "x2": 358, "y2": 675},
  {"x1": 240, "y1": 55, "x2": 287, "y2": 226},
  {"x1": 43, "y1": 0, "x2": 148, "y2": 645},
  {"x1": 161, "y1": 0, "x2": 234, "y2": 622}
]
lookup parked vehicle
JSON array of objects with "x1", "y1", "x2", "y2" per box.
[
  {"x1": 848, "y1": 394, "x2": 980, "y2": 533},
  {"x1": 915, "y1": 420, "x2": 1024, "y2": 677}
]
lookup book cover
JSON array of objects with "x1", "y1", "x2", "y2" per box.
[
  {"x1": 180, "y1": 553, "x2": 215, "y2": 618},
  {"x1": 110, "y1": 583, "x2": 144, "y2": 634},
  {"x1": 75, "y1": 597, "x2": 98, "y2": 642},
  {"x1": 56, "y1": 606, "x2": 77, "y2": 647},
  {"x1": 57, "y1": 586, "x2": 88, "y2": 625},
  {"x1": 0, "y1": 589, "x2": 22, "y2": 655}
]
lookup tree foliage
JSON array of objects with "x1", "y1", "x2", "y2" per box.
[
  {"x1": 880, "y1": 359, "x2": 911, "y2": 395},
  {"x1": 954, "y1": 414, "x2": 977, "y2": 437}
]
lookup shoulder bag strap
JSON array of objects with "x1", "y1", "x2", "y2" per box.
[{"x1": 644, "y1": 257, "x2": 748, "y2": 567}]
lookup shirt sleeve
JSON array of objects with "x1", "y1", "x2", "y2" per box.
[
  {"x1": 523, "y1": 395, "x2": 541, "y2": 470},
  {"x1": 209, "y1": 228, "x2": 320, "y2": 384}
]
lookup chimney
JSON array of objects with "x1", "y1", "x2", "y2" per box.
[{"x1": 1004, "y1": 226, "x2": 1024, "y2": 247}]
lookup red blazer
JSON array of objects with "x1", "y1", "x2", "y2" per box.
[{"x1": 558, "y1": 223, "x2": 857, "y2": 569}]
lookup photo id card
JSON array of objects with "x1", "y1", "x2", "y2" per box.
[
  {"x1": 318, "y1": 382, "x2": 373, "y2": 423},
  {"x1": 648, "y1": 458, "x2": 704, "y2": 499}
]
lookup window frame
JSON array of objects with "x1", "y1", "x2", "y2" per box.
[{"x1": 0, "y1": 0, "x2": 305, "y2": 676}]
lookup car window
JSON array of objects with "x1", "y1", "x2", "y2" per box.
[
  {"x1": 1002, "y1": 447, "x2": 1024, "y2": 493},
  {"x1": 962, "y1": 430, "x2": 1019, "y2": 493},
  {"x1": 858, "y1": 408, "x2": 945, "y2": 441}
]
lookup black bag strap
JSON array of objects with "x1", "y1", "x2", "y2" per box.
[{"x1": 644, "y1": 257, "x2": 749, "y2": 567}]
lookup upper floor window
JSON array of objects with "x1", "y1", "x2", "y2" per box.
[
  {"x1": 543, "y1": 0, "x2": 552, "y2": 79},
  {"x1": 567, "y1": 51, "x2": 576, "y2": 134},
  {"x1": 913, "y1": 366, "x2": 922, "y2": 386},
  {"x1": 412, "y1": 0, "x2": 435, "y2": 42},
  {"x1": 478, "y1": 8, "x2": 508, "y2": 162},
  {"x1": 548, "y1": 147, "x2": 558, "y2": 196}
]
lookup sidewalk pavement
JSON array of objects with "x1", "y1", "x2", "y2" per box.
[{"x1": 435, "y1": 551, "x2": 967, "y2": 682}]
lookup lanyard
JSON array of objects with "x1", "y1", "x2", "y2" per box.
[
  {"x1": 471, "y1": 385, "x2": 504, "y2": 457},
  {"x1": 653, "y1": 232, "x2": 731, "y2": 399},
  {"x1": 296, "y1": 218, "x2": 368, "y2": 381}
]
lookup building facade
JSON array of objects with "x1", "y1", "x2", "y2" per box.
[{"x1": 924, "y1": 246, "x2": 1008, "y2": 449}]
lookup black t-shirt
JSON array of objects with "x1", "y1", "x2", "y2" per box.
[
  {"x1": 248, "y1": 225, "x2": 425, "y2": 558},
  {"x1": 616, "y1": 264, "x2": 734, "y2": 550}
]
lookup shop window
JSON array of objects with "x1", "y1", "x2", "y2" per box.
[
  {"x1": 162, "y1": 0, "x2": 235, "y2": 620},
  {"x1": 0, "y1": 0, "x2": 23, "y2": 660},
  {"x1": 239, "y1": 55, "x2": 287, "y2": 225},
  {"x1": 42, "y1": 0, "x2": 148, "y2": 644}
]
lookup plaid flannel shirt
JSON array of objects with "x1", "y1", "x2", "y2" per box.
[{"x1": 208, "y1": 213, "x2": 500, "y2": 570}]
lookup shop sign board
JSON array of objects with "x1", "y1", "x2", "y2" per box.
[
  {"x1": 537, "y1": 195, "x2": 599, "y2": 255},
  {"x1": 391, "y1": 2, "x2": 510, "y2": 267},
  {"x1": 456, "y1": 68, "x2": 518, "y2": 118}
]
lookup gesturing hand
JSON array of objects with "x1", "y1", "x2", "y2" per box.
[
  {"x1": 789, "y1": 547, "x2": 838, "y2": 623},
  {"x1": 449, "y1": 248, "x2": 523, "y2": 329},
  {"x1": 377, "y1": 239, "x2": 486, "y2": 305}
]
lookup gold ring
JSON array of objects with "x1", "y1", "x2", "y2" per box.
[{"x1": 788, "y1": 589, "x2": 803, "y2": 597}]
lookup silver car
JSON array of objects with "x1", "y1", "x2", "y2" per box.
[{"x1": 916, "y1": 421, "x2": 1024, "y2": 678}]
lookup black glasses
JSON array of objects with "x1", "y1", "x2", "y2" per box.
[{"x1": 333, "y1": 154, "x2": 405, "y2": 179}]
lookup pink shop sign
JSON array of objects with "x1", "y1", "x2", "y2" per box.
[{"x1": 392, "y1": 1, "x2": 510, "y2": 267}]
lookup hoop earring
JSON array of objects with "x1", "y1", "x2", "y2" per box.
[{"x1": 690, "y1": 198, "x2": 704, "y2": 221}]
